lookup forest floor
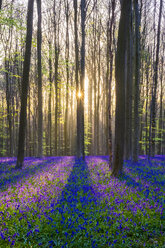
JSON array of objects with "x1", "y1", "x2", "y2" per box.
[{"x1": 0, "y1": 156, "x2": 164, "y2": 248}]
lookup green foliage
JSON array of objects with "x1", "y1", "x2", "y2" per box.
[
  {"x1": 32, "y1": 38, "x2": 37, "y2": 48},
  {"x1": 84, "y1": 122, "x2": 92, "y2": 155},
  {"x1": 0, "y1": 10, "x2": 26, "y2": 31}
]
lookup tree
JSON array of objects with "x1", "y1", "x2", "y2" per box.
[
  {"x1": 132, "y1": 0, "x2": 141, "y2": 162},
  {"x1": 53, "y1": 0, "x2": 61, "y2": 155},
  {"x1": 74, "y1": 0, "x2": 80, "y2": 157},
  {"x1": 78, "y1": 0, "x2": 86, "y2": 159},
  {"x1": 16, "y1": 0, "x2": 34, "y2": 168},
  {"x1": 64, "y1": 0, "x2": 70, "y2": 155},
  {"x1": 37, "y1": 0, "x2": 43, "y2": 157},
  {"x1": 125, "y1": 0, "x2": 133, "y2": 160},
  {"x1": 107, "y1": 0, "x2": 115, "y2": 167},
  {"x1": 48, "y1": 39, "x2": 52, "y2": 156},
  {"x1": 112, "y1": 0, "x2": 131, "y2": 176},
  {"x1": 93, "y1": 1, "x2": 97, "y2": 155},
  {"x1": 145, "y1": 47, "x2": 151, "y2": 155},
  {"x1": 151, "y1": 0, "x2": 163, "y2": 156},
  {"x1": 158, "y1": 52, "x2": 164, "y2": 155}
]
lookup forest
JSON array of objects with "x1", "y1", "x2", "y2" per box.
[{"x1": 0, "y1": 0, "x2": 165, "y2": 247}]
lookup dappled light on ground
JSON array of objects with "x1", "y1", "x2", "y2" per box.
[{"x1": 0, "y1": 156, "x2": 164, "y2": 247}]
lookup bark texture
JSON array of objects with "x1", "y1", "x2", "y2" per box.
[
  {"x1": 16, "y1": 0, "x2": 34, "y2": 168},
  {"x1": 112, "y1": 0, "x2": 131, "y2": 176},
  {"x1": 133, "y1": 0, "x2": 141, "y2": 162},
  {"x1": 37, "y1": 0, "x2": 43, "y2": 157}
]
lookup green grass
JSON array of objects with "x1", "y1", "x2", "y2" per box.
[{"x1": 0, "y1": 156, "x2": 164, "y2": 247}]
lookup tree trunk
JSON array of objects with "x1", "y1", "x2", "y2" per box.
[
  {"x1": 151, "y1": 0, "x2": 163, "y2": 156},
  {"x1": 28, "y1": 88, "x2": 32, "y2": 156},
  {"x1": 133, "y1": 0, "x2": 141, "y2": 162},
  {"x1": 125, "y1": 1, "x2": 133, "y2": 160},
  {"x1": 54, "y1": 0, "x2": 60, "y2": 155},
  {"x1": 112, "y1": 0, "x2": 131, "y2": 177},
  {"x1": 108, "y1": 0, "x2": 115, "y2": 167},
  {"x1": 48, "y1": 40, "x2": 52, "y2": 156},
  {"x1": 37, "y1": 0, "x2": 43, "y2": 157},
  {"x1": 97, "y1": 19, "x2": 101, "y2": 155},
  {"x1": 78, "y1": 0, "x2": 86, "y2": 159},
  {"x1": 5, "y1": 59, "x2": 13, "y2": 157},
  {"x1": 145, "y1": 47, "x2": 150, "y2": 155},
  {"x1": 74, "y1": 0, "x2": 80, "y2": 158},
  {"x1": 94, "y1": 12, "x2": 98, "y2": 155},
  {"x1": 0, "y1": 97, "x2": 4, "y2": 156},
  {"x1": 16, "y1": 0, "x2": 34, "y2": 168},
  {"x1": 158, "y1": 55, "x2": 163, "y2": 154},
  {"x1": 64, "y1": 0, "x2": 70, "y2": 155}
]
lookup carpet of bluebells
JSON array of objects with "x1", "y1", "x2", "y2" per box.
[{"x1": 0, "y1": 156, "x2": 164, "y2": 248}]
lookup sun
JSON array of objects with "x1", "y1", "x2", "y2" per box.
[
  {"x1": 77, "y1": 90, "x2": 82, "y2": 98},
  {"x1": 76, "y1": 76, "x2": 89, "y2": 108}
]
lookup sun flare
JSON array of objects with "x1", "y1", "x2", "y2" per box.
[{"x1": 77, "y1": 91, "x2": 82, "y2": 98}]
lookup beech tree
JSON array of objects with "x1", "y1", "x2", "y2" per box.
[
  {"x1": 64, "y1": 0, "x2": 70, "y2": 155},
  {"x1": 74, "y1": 0, "x2": 80, "y2": 157},
  {"x1": 125, "y1": 0, "x2": 133, "y2": 160},
  {"x1": 132, "y1": 0, "x2": 141, "y2": 162},
  {"x1": 37, "y1": 0, "x2": 43, "y2": 157},
  {"x1": 16, "y1": 0, "x2": 34, "y2": 168},
  {"x1": 78, "y1": 0, "x2": 86, "y2": 159},
  {"x1": 112, "y1": 0, "x2": 132, "y2": 176},
  {"x1": 107, "y1": 0, "x2": 115, "y2": 167},
  {"x1": 150, "y1": 0, "x2": 163, "y2": 156}
]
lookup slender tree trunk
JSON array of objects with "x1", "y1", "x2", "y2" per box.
[
  {"x1": 0, "y1": 97, "x2": 4, "y2": 156},
  {"x1": 112, "y1": 0, "x2": 131, "y2": 176},
  {"x1": 125, "y1": 1, "x2": 133, "y2": 160},
  {"x1": 54, "y1": 0, "x2": 60, "y2": 155},
  {"x1": 133, "y1": 0, "x2": 141, "y2": 162},
  {"x1": 16, "y1": 0, "x2": 34, "y2": 168},
  {"x1": 74, "y1": 0, "x2": 80, "y2": 157},
  {"x1": 5, "y1": 59, "x2": 13, "y2": 156},
  {"x1": 151, "y1": 0, "x2": 163, "y2": 156},
  {"x1": 145, "y1": 47, "x2": 150, "y2": 155},
  {"x1": 108, "y1": 0, "x2": 115, "y2": 167},
  {"x1": 78, "y1": 0, "x2": 86, "y2": 159},
  {"x1": 37, "y1": 0, "x2": 43, "y2": 157},
  {"x1": 26, "y1": 96, "x2": 29, "y2": 157},
  {"x1": 64, "y1": 0, "x2": 70, "y2": 155},
  {"x1": 148, "y1": 48, "x2": 154, "y2": 161},
  {"x1": 88, "y1": 66, "x2": 93, "y2": 155},
  {"x1": 158, "y1": 55, "x2": 163, "y2": 154},
  {"x1": 93, "y1": 11, "x2": 97, "y2": 155},
  {"x1": 162, "y1": 110, "x2": 165, "y2": 155},
  {"x1": 96, "y1": 20, "x2": 101, "y2": 155},
  {"x1": 106, "y1": 18, "x2": 110, "y2": 156},
  {"x1": 48, "y1": 40, "x2": 52, "y2": 156},
  {"x1": 28, "y1": 89, "x2": 31, "y2": 156},
  {"x1": 0, "y1": 0, "x2": 2, "y2": 10}
]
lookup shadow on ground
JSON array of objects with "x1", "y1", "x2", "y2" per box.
[
  {"x1": 48, "y1": 158, "x2": 102, "y2": 247},
  {"x1": 55, "y1": 158, "x2": 99, "y2": 210},
  {"x1": 119, "y1": 172, "x2": 142, "y2": 190}
]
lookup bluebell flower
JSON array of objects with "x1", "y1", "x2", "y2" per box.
[{"x1": 27, "y1": 230, "x2": 32, "y2": 237}]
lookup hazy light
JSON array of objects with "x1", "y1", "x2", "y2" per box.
[
  {"x1": 84, "y1": 76, "x2": 88, "y2": 107},
  {"x1": 77, "y1": 90, "x2": 82, "y2": 98}
]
